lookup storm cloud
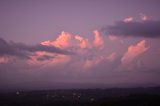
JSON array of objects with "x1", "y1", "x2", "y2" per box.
[{"x1": 103, "y1": 20, "x2": 160, "y2": 38}]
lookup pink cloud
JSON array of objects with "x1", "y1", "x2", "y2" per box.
[
  {"x1": 40, "y1": 40, "x2": 52, "y2": 46},
  {"x1": 27, "y1": 51, "x2": 71, "y2": 67},
  {"x1": 41, "y1": 30, "x2": 105, "y2": 50},
  {"x1": 75, "y1": 35, "x2": 90, "y2": 49},
  {"x1": 29, "y1": 31, "x2": 152, "y2": 71},
  {"x1": 139, "y1": 13, "x2": 148, "y2": 21},
  {"x1": 106, "y1": 52, "x2": 117, "y2": 62},
  {"x1": 41, "y1": 31, "x2": 72, "y2": 49},
  {"x1": 121, "y1": 40, "x2": 149, "y2": 66},
  {"x1": 53, "y1": 31, "x2": 72, "y2": 48},
  {"x1": 0, "y1": 56, "x2": 9, "y2": 64},
  {"x1": 93, "y1": 30, "x2": 104, "y2": 48},
  {"x1": 108, "y1": 35, "x2": 118, "y2": 41},
  {"x1": 123, "y1": 16, "x2": 133, "y2": 23},
  {"x1": 83, "y1": 58, "x2": 102, "y2": 69}
]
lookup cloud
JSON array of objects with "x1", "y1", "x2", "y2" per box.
[
  {"x1": 28, "y1": 51, "x2": 71, "y2": 67},
  {"x1": 108, "y1": 35, "x2": 124, "y2": 43},
  {"x1": 53, "y1": 31, "x2": 72, "y2": 48},
  {"x1": 121, "y1": 40, "x2": 149, "y2": 65},
  {"x1": 75, "y1": 35, "x2": 90, "y2": 49},
  {"x1": 0, "y1": 38, "x2": 27, "y2": 57},
  {"x1": 0, "y1": 56, "x2": 9, "y2": 64},
  {"x1": 16, "y1": 44, "x2": 72, "y2": 55},
  {"x1": 106, "y1": 52, "x2": 117, "y2": 62},
  {"x1": 108, "y1": 35, "x2": 118, "y2": 41},
  {"x1": 123, "y1": 16, "x2": 133, "y2": 23},
  {"x1": 41, "y1": 31, "x2": 72, "y2": 49},
  {"x1": 36, "y1": 55, "x2": 54, "y2": 61},
  {"x1": 93, "y1": 30, "x2": 104, "y2": 48},
  {"x1": 0, "y1": 38, "x2": 72, "y2": 59},
  {"x1": 83, "y1": 57, "x2": 102, "y2": 69},
  {"x1": 1, "y1": 30, "x2": 160, "y2": 90},
  {"x1": 103, "y1": 20, "x2": 160, "y2": 38},
  {"x1": 139, "y1": 13, "x2": 148, "y2": 21}
]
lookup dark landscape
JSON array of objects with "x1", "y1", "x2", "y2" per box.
[{"x1": 1, "y1": 87, "x2": 160, "y2": 106}]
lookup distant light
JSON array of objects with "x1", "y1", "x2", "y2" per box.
[
  {"x1": 16, "y1": 91, "x2": 20, "y2": 95},
  {"x1": 90, "y1": 98, "x2": 95, "y2": 102},
  {"x1": 72, "y1": 93, "x2": 76, "y2": 96}
]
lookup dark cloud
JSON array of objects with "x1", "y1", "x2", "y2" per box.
[
  {"x1": 36, "y1": 55, "x2": 55, "y2": 61},
  {"x1": 102, "y1": 20, "x2": 160, "y2": 38},
  {"x1": 0, "y1": 38, "x2": 26, "y2": 57},
  {"x1": 0, "y1": 38, "x2": 73, "y2": 58}
]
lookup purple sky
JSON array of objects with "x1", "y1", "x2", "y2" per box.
[
  {"x1": 0, "y1": 0, "x2": 160, "y2": 90},
  {"x1": 1, "y1": 0, "x2": 160, "y2": 44}
]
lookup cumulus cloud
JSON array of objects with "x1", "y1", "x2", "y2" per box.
[
  {"x1": 1, "y1": 30, "x2": 160, "y2": 90},
  {"x1": 103, "y1": 20, "x2": 160, "y2": 38},
  {"x1": 75, "y1": 35, "x2": 90, "y2": 49},
  {"x1": 121, "y1": 40, "x2": 149, "y2": 66},
  {"x1": 41, "y1": 31, "x2": 72, "y2": 49}
]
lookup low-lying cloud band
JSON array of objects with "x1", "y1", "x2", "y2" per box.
[{"x1": 0, "y1": 38, "x2": 72, "y2": 58}]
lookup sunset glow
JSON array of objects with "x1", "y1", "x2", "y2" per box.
[{"x1": 0, "y1": 0, "x2": 160, "y2": 90}]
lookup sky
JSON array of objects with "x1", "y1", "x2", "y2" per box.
[{"x1": 0, "y1": 0, "x2": 160, "y2": 91}]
